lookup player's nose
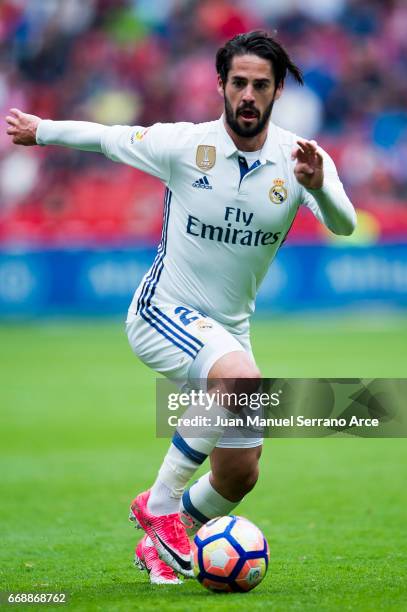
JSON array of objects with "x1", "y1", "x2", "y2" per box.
[{"x1": 241, "y1": 85, "x2": 255, "y2": 102}]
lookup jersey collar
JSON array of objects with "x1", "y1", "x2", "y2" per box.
[{"x1": 217, "y1": 115, "x2": 277, "y2": 164}]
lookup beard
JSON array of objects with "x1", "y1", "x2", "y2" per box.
[{"x1": 224, "y1": 94, "x2": 275, "y2": 138}]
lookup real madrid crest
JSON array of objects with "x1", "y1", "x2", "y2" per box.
[
  {"x1": 196, "y1": 145, "x2": 216, "y2": 171},
  {"x1": 269, "y1": 178, "x2": 288, "y2": 204}
]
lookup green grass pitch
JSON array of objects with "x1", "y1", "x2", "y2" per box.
[{"x1": 1, "y1": 316, "x2": 406, "y2": 611}]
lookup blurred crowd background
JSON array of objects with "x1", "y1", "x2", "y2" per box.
[{"x1": 0, "y1": 0, "x2": 406, "y2": 245}]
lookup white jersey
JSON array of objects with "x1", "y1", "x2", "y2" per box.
[{"x1": 100, "y1": 117, "x2": 354, "y2": 334}]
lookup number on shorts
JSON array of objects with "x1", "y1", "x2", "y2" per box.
[{"x1": 174, "y1": 306, "x2": 203, "y2": 326}]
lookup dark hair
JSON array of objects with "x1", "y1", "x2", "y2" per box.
[{"x1": 216, "y1": 30, "x2": 303, "y2": 89}]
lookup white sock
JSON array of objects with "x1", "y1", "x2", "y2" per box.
[
  {"x1": 180, "y1": 472, "x2": 240, "y2": 536},
  {"x1": 147, "y1": 401, "x2": 233, "y2": 516},
  {"x1": 147, "y1": 443, "x2": 204, "y2": 515},
  {"x1": 148, "y1": 479, "x2": 180, "y2": 515}
]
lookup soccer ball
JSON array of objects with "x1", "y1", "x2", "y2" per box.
[{"x1": 192, "y1": 515, "x2": 269, "y2": 593}]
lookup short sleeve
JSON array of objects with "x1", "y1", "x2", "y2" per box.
[{"x1": 101, "y1": 122, "x2": 176, "y2": 184}]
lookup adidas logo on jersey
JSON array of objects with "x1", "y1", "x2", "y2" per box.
[{"x1": 192, "y1": 176, "x2": 213, "y2": 190}]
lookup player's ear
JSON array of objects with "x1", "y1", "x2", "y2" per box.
[
  {"x1": 273, "y1": 82, "x2": 284, "y2": 102},
  {"x1": 217, "y1": 75, "x2": 225, "y2": 98}
]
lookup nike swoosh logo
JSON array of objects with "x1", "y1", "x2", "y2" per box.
[{"x1": 154, "y1": 531, "x2": 192, "y2": 571}]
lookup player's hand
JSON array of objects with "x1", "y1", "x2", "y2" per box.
[
  {"x1": 291, "y1": 138, "x2": 323, "y2": 190},
  {"x1": 5, "y1": 108, "x2": 41, "y2": 146}
]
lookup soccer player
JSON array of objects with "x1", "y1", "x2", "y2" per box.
[{"x1": 6, "y1": 31, "x2": 356, "y2": 584}]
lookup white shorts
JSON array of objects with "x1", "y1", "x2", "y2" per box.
[{"x1": 126, "y1": 301, "x2": 263, "y2": 448}]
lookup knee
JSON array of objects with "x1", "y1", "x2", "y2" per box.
[
  {"x1": 225, "y1": 364, "x2": 262, "y2": 405},
  {"x1": 209, "y1": 352, "x2": 261, "y2": 383},
  {"x1": 217, "y1": 361, "x2": 262, "y2": 397},
  {"x1": 228, "y1": 361, "x2": 261, "y2": 382}
]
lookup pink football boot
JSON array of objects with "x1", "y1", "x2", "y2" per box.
[
  {"x1": 129, "y1": 490, "x2": 193, "y2": 578},
  {"x1": 135, "y1": 535, "x2": 182, "y2": 585}
]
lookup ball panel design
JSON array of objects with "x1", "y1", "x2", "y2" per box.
[
  {"x1": 197, "y1": 515, "x2": 232, "y2": 540},
  {"x1": 235, "y1": 557, "x2": 267, "y2": 591},
  {"x1": 230, "y1": 517, "x2": 265, "y2": 551},
  {"x1": 202, "y1": 538, "x2": 239, "y2": 577}
]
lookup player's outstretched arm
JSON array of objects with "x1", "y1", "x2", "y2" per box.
[
  {"x1": 5, "y1": 108, "x2": 105, "y2": 153},
  {"x1": 6, "y1": 111, "x2": 177, "y2": 183},
  {"x1": 292, "y1": 138, "x2": 357, "y2": 236}
]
